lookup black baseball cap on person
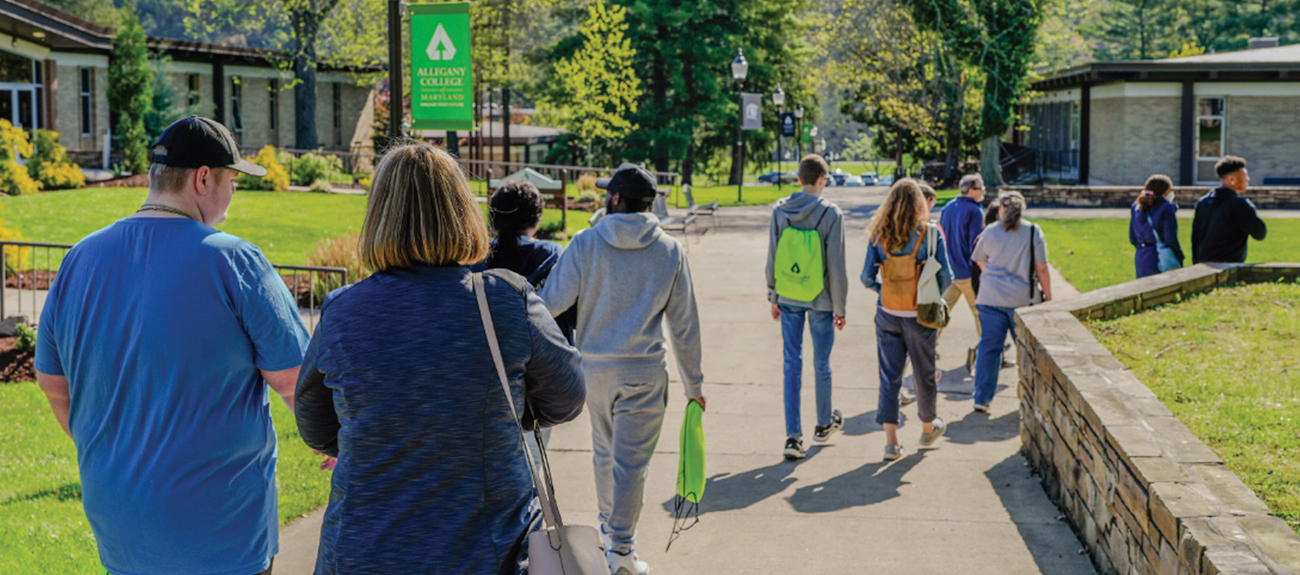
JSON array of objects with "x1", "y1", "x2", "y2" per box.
[
  {"x1": 150, "y1": 116, "x2": 268, "y2": 177},
  {"x1": 596, "y1": 163, "x2": 659, "y2": 199}
]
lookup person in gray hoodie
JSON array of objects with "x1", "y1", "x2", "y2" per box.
[
  {"x1": 539, "y1": 163, "x2": 704, "y2": 575},
  {"x1": 766, "y1": 154, "x2": 849, "y2": 460}
]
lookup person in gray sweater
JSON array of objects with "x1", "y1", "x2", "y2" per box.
[
  {"x1": 765, "y1": 155, "x2": 849, "y2": 460},
  {"x1": 539, "y1": 163, "x2": 705, "y2": 575}
]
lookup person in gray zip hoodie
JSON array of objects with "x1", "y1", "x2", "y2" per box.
[
  {"x1": 766, "y1": 154, "x2": 849, "y2": 460},
  {"x1": 539, "y1": 163, "x2": 704, "y2": 575}
]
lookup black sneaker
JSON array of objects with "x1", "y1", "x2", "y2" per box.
[
  {"x1": 813, "y1": 410, "x2": 844, "y2": 443},
  {"x1": 783, "y1": 437, "x2": 806, "y2": 460}
]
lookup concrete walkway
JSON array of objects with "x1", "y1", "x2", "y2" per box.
[{"x1": 277, "y1": 187, "x2": 1096, "y2": 574}]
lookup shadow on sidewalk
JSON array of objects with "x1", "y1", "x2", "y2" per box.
[
  {"x1": 944, "y1": 408, "x2": 1020, "y2": 445},
  {"x1": 787, "y1": 452, "x2": 926, "y2": 513},
  {"x1": 658, "y1": 446, "x2": 826, "y2": 517},
  {"x1": 985, "y1": 454, "x2": 1092, "y2": 574}
]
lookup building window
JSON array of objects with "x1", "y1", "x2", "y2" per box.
[
  {"x1": 79, "y1": 68, "x2": 93, "y2": 136},
  {"x1": 332, "y1": 83, "x2": 342, "y2": 146},
  {"x1": 187, "y1": 74, "x2": 200, "y2": 107},
  {"x1": 230, "y1": 77, "x2": 243, "y2": 133},
  {"x1": 269, "y1": 79, "x2": 279, "y2": 132},
  {"x1": 1195, "y1": 98, "x2": 1226, "y2": 184}
]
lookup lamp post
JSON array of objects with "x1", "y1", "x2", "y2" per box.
[
  {"x1": 794, "y1": 104, "x2": 804, "y2": 158},
  {"x1": 773, "y1": 85, "x2": 785, "y2": 191},
  {"x1": 732, "y1": 49, "x2": 748, "y2": 203}
]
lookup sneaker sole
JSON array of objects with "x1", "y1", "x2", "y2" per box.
[
  {"x1": 973, "y1": 404, "x2": 989, "y2": 413},
  {"x1": 783, "y1": 449, "x2": 806, "y2": 460},
  {"x1": 812, "y1": 426, "x2": 841, "y2": 443},
  {"x1": 919, "y1": 423, "x2": 947, "y2": 447}
]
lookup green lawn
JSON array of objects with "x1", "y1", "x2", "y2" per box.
[
  {"x1": 0, "y1": 188, "x2": 587, "y2": 266},
  {"x1": 0, "y1": 381, "x2": 330, "y2": 573},
  {"x1": 1090, "y1": 283, "x2": 1300, "y2": 534},
  {"x1": 1037, "y1": 218, "x2": 1300, "y2": 293}
]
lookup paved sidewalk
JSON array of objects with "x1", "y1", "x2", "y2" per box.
[{"x1": 277, "y1": 187, "x2": 1096, "y2": 574}]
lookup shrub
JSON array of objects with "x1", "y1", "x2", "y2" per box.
[
  {"x1": 236, "y1": 146, "x2": 290, "y2": 191},
  {"x1": 0, "y1": 120, "x2": 39, "y2": 196},
  {"x1": 0, "y1": 211, "x2": 29, "y2": 278},
  {"x1": 306, "y1": 232, "x2": 371, "y2": 301},
  {"x1": 575, "y1": 173, "x2": 599, "y2": 192},
  {"x1": 27, "y1": 130, "x2": 85, "y2": 190},
  {"x1": 292, "y1": 153, "x2": 345, "y2": 186},
  {"x1": 308, "y1": 179, "x2": 334, "y2": 194},
  {"x1": 15, "y1": 324, "x2": 36, "y2": 353},
  {"x1": 358, "y1": 177, "x2": 373, "y2": 191}
]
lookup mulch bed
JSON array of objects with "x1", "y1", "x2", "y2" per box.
[
  {"x1": 85, "y1": 174, "x2": 151, "y2": 188},
  {"x1": 280, "y1": 273, "x2": 342, "y2": 308},
  {"x1": 0, "y1": 337, "x2": 35, "y2": 383},
  {"x1": 5, "y1": 270, "x2": 57, "y2": 290}
]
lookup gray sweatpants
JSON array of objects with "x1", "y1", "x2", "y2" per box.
[{"x1": 585, "y1": 367, "x2": 670, "y2": 555}]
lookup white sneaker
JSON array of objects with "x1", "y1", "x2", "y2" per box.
[
  {"x1": 608, "y1": 549, "x2": 650, "y2": 575},
  {"x1": 599, "y1": 524, "x2": 614, "y2": 554}
]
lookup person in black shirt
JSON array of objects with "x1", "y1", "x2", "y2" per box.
[{"x1": 1192, "y1": 156, "x2": 1267, "y2": 264}]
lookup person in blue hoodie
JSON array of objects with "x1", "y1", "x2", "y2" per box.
[
  {"x1": 539, "y1": 163, "x2": 705, "y2": 575},
  {"x1": 765, "y1": 154, "x2": 849, "y2": 461},
  {"x1": 1129, "y1": 174, "x2": 1185, "y2": 278}
]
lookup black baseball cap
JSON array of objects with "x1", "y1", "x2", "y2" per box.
[
  {"x1": 596, "y1": 163, "x2": 659, "y2": 199},
  {"x1": 150, "y1": 116, "x2": 267, "y2": 177}
]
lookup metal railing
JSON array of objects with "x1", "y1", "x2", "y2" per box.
[{"x1": 1, "y1": 240, "x2": 346, "y2": 334}]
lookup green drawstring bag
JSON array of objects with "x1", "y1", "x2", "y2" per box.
[{"x1": 667, "y1": 400, "x2": 705, "y2": 551}]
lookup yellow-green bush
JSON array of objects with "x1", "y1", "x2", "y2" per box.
[
  {"x1": 0, "y1": 204, "x2": 29, "y2": 277},
  {"x1": 235, "y1": 146, "x2": 290, "y2": 191},
  {"x1": 27, "y1": 130, "x2": 85, "y2": 190},
  {"x1": 0, "y1": 120, "x2": 40, "y2": 196}
]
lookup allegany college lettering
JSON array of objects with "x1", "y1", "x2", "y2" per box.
[{"x1": 410, "y1": 2, "x2": 474, "y2": 130}]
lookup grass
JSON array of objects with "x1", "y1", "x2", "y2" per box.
[
  {"x1": 1037, "y1": 218, "x2": 1300, "y2": 293},
  {"x1": 0, "y1": 188, "x2": 588, "y2": 265},
  {"x1": 0, "y1": 381, "x2": 332, "y2": 572},
  {"x1": 1089, "y1": 283, "x2": 1300, "y2": 534}
]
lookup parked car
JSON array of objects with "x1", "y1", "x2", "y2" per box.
[
  {"x1": 860, "y1": 172, "x2": 878, "y2": 186},
  {"x1": 757, "y1": 171, "x2": 782, "y2": 184},
  {"x1": 828, "y1": 169, "x2": 848, "y2": 186},
  {"x1": 757, "y1": 170, "x2": 799, "y2": 184},
  {"x1": 843, "y1": 175, "x2": 865, "y2": 187},
  {"x1": 878, "y1": 174, "x2": 895, "y2": 186}
]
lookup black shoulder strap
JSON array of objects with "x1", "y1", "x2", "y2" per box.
[{"x1": 1028, "y1": 224, "x2": 1037, "y2": 298}]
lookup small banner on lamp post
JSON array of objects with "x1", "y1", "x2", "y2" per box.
[
  {"x1": 781, "y1": 112, "x2": 795, "y2": 137},
  {"x1": 742, "y1": 93, "x2": 763, "y2": 131},
  {"x1": 409, "y1": 2, "x2": 473, "y2": 131}
]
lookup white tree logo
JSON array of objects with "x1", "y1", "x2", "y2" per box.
[
  {"x1": 427, "y1": 24, "x2": 457, "y2": 61},
  {"x1": 745, "y1": 103, "x2": 761, "y2": 121}
]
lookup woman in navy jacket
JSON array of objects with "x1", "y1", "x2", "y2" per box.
[{"x1": 1129, "y1": 174, "x2": 1185, "y2": 278}]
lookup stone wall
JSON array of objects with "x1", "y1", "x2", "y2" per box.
[
  {"x1": 1004, "y1": 186, "x2": 1300, "y2": 209},
  {"x1": 1226, "y1": 96, "x2": 1300, "y2": 183},
  {"x1": 1016, "y1": 263, "x2": 1300, "y2": 575}
]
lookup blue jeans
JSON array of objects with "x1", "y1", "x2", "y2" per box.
[
  {"x1": 780, "y1": 305, "x2": 835, "y2": 438},
  {"x1": 974, "y1": 305, "x2": 1018, "y2": 406}
]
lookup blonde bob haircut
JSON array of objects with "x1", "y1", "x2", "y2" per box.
[
  {"x1": 359, "y1": 143, "x2": 489, "y2": 271},
  {"x1": 867, "y1": 178, "x2": 929, "y2": 253}
]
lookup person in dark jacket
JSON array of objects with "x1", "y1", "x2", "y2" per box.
[
  {"x1": 476, "y1": 179, "x2": 576, "y2": 343},
  {"x1": 295, "y1": 144, "x2": 586, "y2": 575},
  {"x1": 1192, "y1": 156, "x2": 1267, "y2": 263},
  {"x1": 1129, "y1": 174, "x2": 1184, "y2": 278}
]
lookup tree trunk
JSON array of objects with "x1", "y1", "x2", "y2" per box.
[
  {"x1": 682, "y1": 143, "x2": 695, "y2": 186},
  {"x1": 944, "y1": 120, "x2": 962, "y2": 184},
  {"x1": 294, "y1": 53, "x2": 319, "y2": 150},
  {"x1": 980, "y1": 136, "x2": 1005, "y2": 188},
  {"x1": 652, "y1": 25, "x2": 670, "y2": 173}
]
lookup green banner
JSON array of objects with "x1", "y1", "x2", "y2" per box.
[
  {"x1": 801, "y1": 123, "x2": 812, "y2": 143},
  {"x1": 409, "y1": 2, "x2": 473, "y2": 131}
]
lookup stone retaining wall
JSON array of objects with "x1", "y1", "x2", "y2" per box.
[
  {"x1": 1015, "y1": 263, "x2": 1300, "y2": 575},
  {"x1": 1003, "y1": 186, "x2": 1300, "y2": 210}
]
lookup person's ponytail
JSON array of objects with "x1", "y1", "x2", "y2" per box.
[
  {"x1": 488, "y1": 180, "x2": 545, "y2": 256},
  {"x1": 1138, "y1": 174, "x2": 1174, "y2": 211}
]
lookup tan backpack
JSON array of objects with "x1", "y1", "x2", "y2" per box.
[{"x1": 880, "y1": 230, "x2": 925, "y2": 311}]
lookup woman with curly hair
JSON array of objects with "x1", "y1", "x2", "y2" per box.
[{"x1": 861, "y1": 178, "x2": 952, "y2": 461}]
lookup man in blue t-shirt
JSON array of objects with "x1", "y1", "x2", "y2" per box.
[
  {"x1": 938, "y1": 174, "x2": 986, "y2": 372},
  {"x1": 34, "y1": 117, "x2": 312, "y2": 575}
]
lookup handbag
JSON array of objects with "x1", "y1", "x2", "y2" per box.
[
  {"x1": 1143, "y1": 211, "x2": 1182, "y2": 273},
  {"x1": 916, "y1": 224, "x2": 950, "y2": 329},
  {"x1": 1028, "y1": 224, "x2": 1044, "y2": 306},
  {"x1": 472, "y1": 273, "x2": 609, "y2": 575}
]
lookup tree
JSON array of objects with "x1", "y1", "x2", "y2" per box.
[
  {"x1": 1082, "y1": 0, "x2": 1180, "y2": 60},
  {"x1": 109, "y1": 10, "x2": 154, "y2": 174},
  {"x1": 899, "y1": 0, "x2": 1045, "y2": 186},
  {"x1": 145, "y1": 54, "x2": 203, "y2": 141},
  {"x1": 541, "y1": 1, "x2": 642, "y2": 166},
  {"x1": 185, "y1": 0, "x2": 386, "y2": 149},
  {"x1": 824, "y1": 0, "x2": 981, "y2": 182}
]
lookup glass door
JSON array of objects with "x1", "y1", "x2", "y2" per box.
[
  {"x1": 0, "y1": 89, "x2": 11, "y2": 127},
  {"x1": 16, "y1": 88, "x2": 35, "y2": 130}
]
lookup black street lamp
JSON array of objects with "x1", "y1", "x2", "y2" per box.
[
  {"x1": 732, "y1": 49, "x2": 748, "y2": 203},
  {"x1": 773, "y1": 85, "x2": 785, "y2": 191},
  {"x1": 794, "y1": 104, "x2": 804, "y2": 157}
]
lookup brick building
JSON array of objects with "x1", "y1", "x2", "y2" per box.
[
  {"x1": 1024, "y1": 39, "x2": 1300, "y2": 187},
  {"x1": 0, "y1": 0, "x2": 375, "y2": 168}
]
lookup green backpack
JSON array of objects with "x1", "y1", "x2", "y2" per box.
[{"x1": 774, "y1": 210, "x2": 828, "y2": 302}]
